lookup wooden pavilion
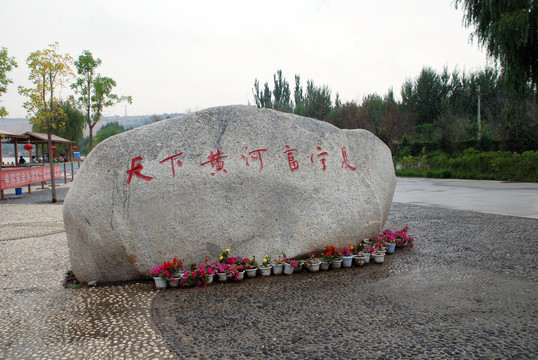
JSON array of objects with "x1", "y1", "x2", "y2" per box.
[
  {"x1": 24, "y1": 131, "x2": 76, "y2": 163},
  {"x1": 1, "y1": 130, "x2": 81, "y2": 199},
  {"x1": 0, "y1": 128, "x2": 30, "y2": 166},
  {"x1": 0, "y1": 130, "x2": 76, "y2": 167}
]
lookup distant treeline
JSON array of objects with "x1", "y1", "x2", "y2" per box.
[{"x1": 253, "y1": 67, "x2": 537, "y2": 155}]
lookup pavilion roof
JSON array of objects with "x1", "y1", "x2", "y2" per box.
[
  {"x1": 24, "y1": 132, "x2": 74, "y2": 144},
  {"x1": 0, "y1": 128, "x2": 29, "y2": 140}
]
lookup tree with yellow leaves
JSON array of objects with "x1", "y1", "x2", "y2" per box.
[{"x1": 18, "y1": 42, "x2": 74, "y2": 203}]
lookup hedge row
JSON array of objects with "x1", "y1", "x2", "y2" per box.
[{"x1": 394, "y1": 149, "x2": 538, "y2": 182}]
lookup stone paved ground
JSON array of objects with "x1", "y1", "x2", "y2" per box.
[
  {"x1": 1, "y1": 184, "x2": 536, "y2": 359},
  {"x1": 152, "y1": 203, "x2": 537, "y2": 359},
  {"x1": 0, "y1": 185, "x2": 177, "y2": 360}
]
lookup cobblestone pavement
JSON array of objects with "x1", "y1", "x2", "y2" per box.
[
  {"x1": 152, "y1": 203, "x2": 537, "y2": 359},
  {"x1": 0, "y1": 185, "x2": 177, "y2": 360},
  {"x1": 1, "y1": 184, "x2": 536, "y2": 359}
]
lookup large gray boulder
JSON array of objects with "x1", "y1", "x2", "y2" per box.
[{"x1": 63, "y1": 105, "x2": 396, "y2": 282}]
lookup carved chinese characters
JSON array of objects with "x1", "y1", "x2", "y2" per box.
[{"x1": 125, "y1": 145, "x2": 359, "y2": 184}]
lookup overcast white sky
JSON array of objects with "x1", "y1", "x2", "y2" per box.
[{"x1": 1, "y1": 0, "x2": 490, "y2": 118}]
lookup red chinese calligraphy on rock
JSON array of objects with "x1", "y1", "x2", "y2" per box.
[
  {"x1": 160, "y1": 152, "x2": 183, "y2": 178},
  {"x1": 200, "y1": 149, "x2": 228, "y2": 176},
  {"x1": 126, "y1": 156, "x2": 154, "y2": 184},
  {"x1": 241, "y1": 147, "x2": 267, "y2": 172},
  {"x1": 311, "y1": 146, "x2": 328, "y2": 170},
  {"x1": 283, "y1": 145, "x2": 299, "y2": 172},
  {"x1": 341, "y1": 147, "x2": 356, "y2": 171}
]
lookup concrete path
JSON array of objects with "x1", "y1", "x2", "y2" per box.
[{"x1": 393, "y1": 177, "x2": 538, "y2": 219}]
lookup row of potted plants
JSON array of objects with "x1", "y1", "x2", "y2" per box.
[{"x1": 150, "y1": 226, "x2": 414, "y2": 289}]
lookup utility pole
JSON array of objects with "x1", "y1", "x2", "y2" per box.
[{"x1": 477, "y1": 85, "x2": 481, "y2": 141}]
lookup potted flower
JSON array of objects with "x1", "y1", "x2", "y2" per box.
[
  {"x1": 395, "y1": 226, "x2": 414, "y2": 248},
  {"x1": 229, "y1": 262, "x2": 246, "y2": 281},
  {"x1": 294, "y1": 259, "x2": 304, "y2": 273},
  {"x1": 320, "y1": 246, "x2": 334, "y2": 270},
  {"x1": 244, "y1": 257, "x2": 259, "y2": 278},
  {"x1": 219, "y1": 248, "x2": 231, "y2": 263},
  {"x1": 371, "y1": 233, "x2": 387, "y2": 252},
  {"x1": 149, "y1": 264, "x2": 170, "y2": 289},
  {"x1": 361, "y1": 246, "x2": 375, "y2": 263},
  {"x1": 215, "y1": 263, "x2": 231, "y2": 282},
  {"x1": 258, "y1": 255, "x2": 273, "y2": 276},
  {"x1": 272, "y1": 255, "x2": 285, "y2": 275},
  {"x1": 283, "y1": 256, "x2": 298, "y2": 275},
  {"x1": 182, "y1": 262, "x2": 216, "y2": 287},
  {"x1": 340, "y1": 244, "x2": 354, "y2": 268},
  {"x1": 364, "y1": 236, "x2": 376, "y2": 247},
  {"x1": 330, "y1": 247, "x2": 343, "y2": 269},
  {"x1": 378, "y1": 229, "x2": 397, "y2": 254},
  {"x1": 373, "y1": 249, "x2": 385, "y2": 263},
  {"x1": 353, "y1": 252, "x2": 366, "y2": 266},
  {"x1": 201, "y1": 260, "x2": 217, "y2": 285},
  {"x1": 163, "y1": 257, "x2": 183, "y2": 287},
  {"x1": 306, "y1": 254, "x2": 321, "y2": 272}
]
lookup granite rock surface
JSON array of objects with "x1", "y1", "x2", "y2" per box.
[{"x1": 63, "y1": 105, "x2": 395, "y2": 282}]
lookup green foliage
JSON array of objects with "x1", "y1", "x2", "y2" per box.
[
  {"x1": 455, "y1": 0, "x2": 538, "y2": 96},
  {"x1": 93, "y1": 123, "x2": 125, "y2": 146},
  {"x1": 272, "y1": 70, "x2": 292, "y2": 112},
  {"x1": 293, "y1": 74, "x2": 304, "y2": 115},
  {"x1": 303, "y1": 80, "x2": 332, "y2": 121},
  {"x1": 395, "y1": 149, "x2": 538, "y2": 182},
  {"x1": 80, "y1": 121, "x2": 127, "y2": 153},
  {"x1": 410, "y1": 67, "x2": 443, "y2": 125},
  {"x1": 253, "y1": 65, "x2": 536, "y2": 155},
  {"x1": 0, "y1": 47, "x2": 18, "y2": 118},
  {"x1": 18, "y1": 42, "x2": 74, "y2": 130},
  {"x1": 31, "y1": 100, "x2": 85, "y2": 152},
  {"x1": 253, "y1": 70, "x2": 332, "y2": 120},
  {"x1": 72, "y1": 50, "x2": 132, "y2": 152},
  {"x1": 17, "y1": 42, "x2": 74, "y2": 203}
]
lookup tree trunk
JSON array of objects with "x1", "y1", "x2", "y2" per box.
[
  {"x1": 89, "y1": 123, "x2": 94, "y2": 152},
  {"x1": 49, "y1": 80, "x2": 57, "y2": 203},
  {"x1": 48, "y1": 130, "x2": 57, "y2": 204}
]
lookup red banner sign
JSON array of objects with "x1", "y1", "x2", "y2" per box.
[{"x1": 0, "y1": 165, "x2": 62, "y2": 190}]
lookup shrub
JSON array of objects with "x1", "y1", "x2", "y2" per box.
[{"x1": 394, "y1": 150, "x2": 537, "y2": 182}]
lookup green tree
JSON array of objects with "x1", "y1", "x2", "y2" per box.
[
  {"x1": 18, "y1": 42, "x2": 74, "y2": 203},
  {"x1": 272, "y1": 70, "x2": 292, "y2": 112},
  {"x1": 0, "y1": 47, "x2": 18, "y2": 118},
  {"x1": 455, "y1": 0, "x2": 538, "y2": 149},
  {"x1": 293, "y1": 75, "x2": 304, "y2": 115},
  {"x1": 455, "y1": 0, "x2": 538, "y2": 96},
  {"x1": 72, "y1": 50, "x2": 132, "y2": 152},
  {"x1": 303, "y1": 80, "x2": 332, "y2": 121},
  {"x1": 327, "y1": 100, "x2": 359, "y2": 129},
  {"x1": 413, "y1": 67, "x2": 443, "y2": 125},
  {"x1": 93, "y1": 121, "x2": 127, "y2": 147},
  {"x1": 31, "y1": 99, "x2": 86, "y2": 152},
  {"x1": 359, "y1": 93, "x2": 386, "y2": 133},
  {"x1": 252, "y1": 79, "x2": 273, "y2": 109}
]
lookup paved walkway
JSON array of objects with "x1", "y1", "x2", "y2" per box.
[
  {"x1": 394, "y1": 177, "x2": 538, "y2": 219},
  {"x1": 0, "y1": 178, "x2": 536, "y2": 359}
]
